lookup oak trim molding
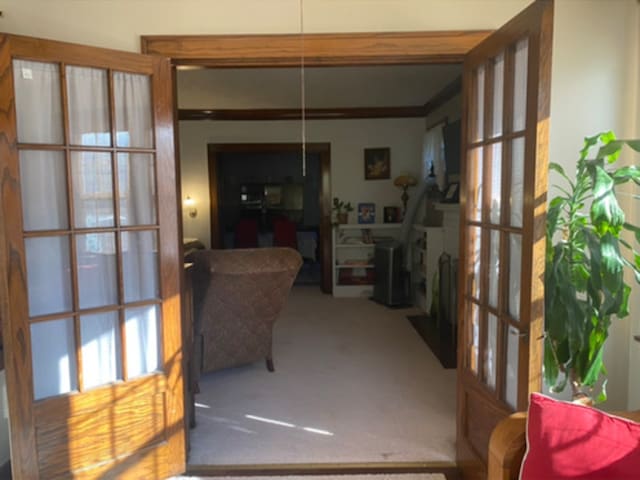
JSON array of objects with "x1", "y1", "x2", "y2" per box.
[
  {"x1": 141, "y1": 31, "x2": 493, "y2": 67},
  {"x1": 179, "y1": 106, "x2": 428, "y2": 121}
]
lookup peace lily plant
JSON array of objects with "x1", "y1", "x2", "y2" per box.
[{"x1": 545, "y1": 132, "x2": 640, "y2": 404}]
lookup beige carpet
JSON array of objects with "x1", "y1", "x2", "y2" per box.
[{"x1": 188, "y1": 287, "x2": 456, "y2": 465}]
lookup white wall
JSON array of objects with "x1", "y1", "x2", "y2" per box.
[
  {"x1": 180, "y1": 118, "x2": 425, "y2": 246},
  {"x1": 177, "y1": 65, "x2": 462, "y2": 109},
  {"x1": 0, "y1": 0, "x2": 531, "y2": 52},
  {"x1": 549, "y1": 0, "x2": 640, "y2": 411}
]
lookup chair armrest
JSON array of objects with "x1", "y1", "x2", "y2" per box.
[{"x1": 488, "y1": 412, "x2": 527, "y2": 480}]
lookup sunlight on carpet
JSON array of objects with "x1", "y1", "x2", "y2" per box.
[{"x1": 188, "y1": 286, "x2": 457, "y2": 465}]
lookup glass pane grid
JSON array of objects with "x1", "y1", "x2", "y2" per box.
[
  {"x1": 491, "y1": 53, "x2": 505, "y2": 138},
  {"x1": 18, "y1": 62, "x2": 162, "y2": 399}
]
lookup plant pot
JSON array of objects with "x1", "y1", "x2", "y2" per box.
[
  {"x1": 572, "y1": 391, "x2": 594, "y2": 407},
  {"x1": 337, "y1": 213, "x2": 348, "y2": 224}
]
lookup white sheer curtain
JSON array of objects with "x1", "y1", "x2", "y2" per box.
[
  {"x1": 13, "y1": 59, "x2": 63, "y2": 144},
  {"x1": 81, "y1": 313, "x2": 122, "y2": 389},
  {"x1": 15, "y1": 61, "x2": 161, "y2": 392},
  {"x1": 114, "y1": 72, "x2": 160, "y2": 378},
  {"x1": 422, "y1": 125, "x2": 447, "y2": 191},
  {"x1": 66, "y1": 66, "x2": 110, "y2": 146},
  {"x1": 20, "y1": 150, "x2": 68, "y2": 231},
  {"x1": 126, "y1": 305, "x2": 160, "y2": 378}
]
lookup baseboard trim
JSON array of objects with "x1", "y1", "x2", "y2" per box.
[{"x1": 186, "y1": 461, "x2": 460, "y2": 479}]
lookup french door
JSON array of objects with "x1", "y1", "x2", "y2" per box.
[
  {"x1": 456, "y1": 1, "x2": 553, "y2": 478},
  {"x1": 0, "y1": 34, "x2": 185, "y2": 479}
]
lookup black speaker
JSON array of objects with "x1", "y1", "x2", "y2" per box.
[{"x1": 372, "y1": 240, "x2": 406, "y2": 306}]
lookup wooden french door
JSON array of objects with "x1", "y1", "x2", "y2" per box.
[
  {"x1": 456, "y1": 1, "x2": 552, "y2": 478},
  {"x1": 0, "y1": 34, "x2": 185, "y2": 479}
]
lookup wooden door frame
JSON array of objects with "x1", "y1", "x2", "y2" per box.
[
  {"x1": 208, "y1": 143, "x2": 332, "y2": 294},
  {"x1": 141, "y1": 31, "x2": 493, "y2": 68},
  {"x1": 142, "y1": 29, "x2": 503, "y2": 478}
]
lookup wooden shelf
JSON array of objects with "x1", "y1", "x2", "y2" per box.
[
  {"x1": 335, "y1": 243, "x2": 376, "y2": 248},
  {"x1": 336, "y1": 264, "x2": 374, "y2": 269},
  {"x1": 337, "y1": 223, "x2": 402, "y2": 230}
]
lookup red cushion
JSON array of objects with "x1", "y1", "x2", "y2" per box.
[{"x1": 521, "y1": 393, "x2": 640, "y2": 480}]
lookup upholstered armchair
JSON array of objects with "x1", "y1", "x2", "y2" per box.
[{"x1": 188, "y1": 247, "x2": 302, "y2": 375}]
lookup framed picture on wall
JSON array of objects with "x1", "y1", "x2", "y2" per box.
[
  {"x1": 383, "y1": 206, "x2": 400, "y2": 223},
  {"x1": 364, "y1": 147, "x2": 391, "y2": 180},
  {"x1": 358, "y1": 203, "x2": 376, "y2": 224}
]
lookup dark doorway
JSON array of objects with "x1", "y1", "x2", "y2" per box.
[{"x1": 208, "y1": 143, "x2": 332, "y2": 293}]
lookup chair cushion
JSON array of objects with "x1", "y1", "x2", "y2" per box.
[{"x1": 521, "y1": 393, "x2": 640, "y2": 480}]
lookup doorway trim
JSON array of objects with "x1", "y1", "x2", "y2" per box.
[
  {"x1": 208, "y1": 143, "x2": 332, "y2": 293},
  {"x1": 144, "y1": 30, "x2": 495, "y2": 479},
  {"x1": 141, "y1": 31, "x2": 493, "y2": 67}
]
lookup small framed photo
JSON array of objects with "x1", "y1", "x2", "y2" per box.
[
  {"x1": 358, "y1": 203, "x2": 376, "y2": 224},
  {"x1": 383, "y1": 206, "x2": 400, "y2": 223},
  {"x1": 364, "y1": 147, "x2": 390, "y2": 180},
  {"x1": 442, "y1": 182, "x2": 460, "y2": 203}
]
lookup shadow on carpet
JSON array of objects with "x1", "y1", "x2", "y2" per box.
[{"x1": 407, "y1": 314, "x2": 456, "y2": 369}]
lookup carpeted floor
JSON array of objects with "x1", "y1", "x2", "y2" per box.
[{"x1": 188, "y1": 286, "x2": 456, "y2": 465}]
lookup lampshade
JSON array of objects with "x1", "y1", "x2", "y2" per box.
[{"x1": 393, "y1": 175, "x2": 418, "y2": 188}]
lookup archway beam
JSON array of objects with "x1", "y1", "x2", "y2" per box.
[{"x1": 141, "y1": 31, "x2": 493, "y2": 67}]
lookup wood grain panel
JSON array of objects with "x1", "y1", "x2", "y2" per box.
[
  {"x1": 153, "y1": 55, "x2": 186, "y2": 476},
  {"x1": 33, "y1": 373, "x2": 166, "y2": 422},
  {"x1": 71, "y1": 443, "x2": 169, "y2": 480},
  {"x1": 9, "y1": 34, "x2": 153, "y2": 73},
  {"x1": 523, "y1": 0, "x2": 553, "y2": 406},
  {"x1": 36, "y1": 392, "x2": 166, "y2": 478},
  {"x1": 207, "y1": 145, "x2": 221, "y2": 249},
  {"x1": 463, "y1": 384, "x2": 510, "y2": 465},
  {"x1": 141, "y1": 31, "x2": 492, "y2": 67},
  {"x1": 0, "y1": 34, "x2": 40, "y2": 480},
  {"x1": 319, "y1": 150, "x2": 332, "y2": 294}
]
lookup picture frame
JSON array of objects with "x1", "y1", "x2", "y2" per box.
[
  {"x1": 358, "y1": 203, "x2": 376, "y2": 224},
  {"x1": 442, "y1": 182, "x2": 460, "y2": 203},
  {"x1": 383, "y1": 206, "x2": 400, "y2": 223},
  {"x1": 364, "y1": 147, "x2": 391, "y2": 180}
]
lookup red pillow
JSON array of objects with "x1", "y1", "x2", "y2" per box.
[{"x1": 521, "y1": 393, "x2": 640, "y2": 480}]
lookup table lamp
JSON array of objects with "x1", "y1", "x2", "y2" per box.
[{"x1": 394, "y1": 174, "x2": 417, "y2": 216}]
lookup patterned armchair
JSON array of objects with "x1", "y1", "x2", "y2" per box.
[{"x1": 188, "y1": 247, "x2": 302, "y2": 375}]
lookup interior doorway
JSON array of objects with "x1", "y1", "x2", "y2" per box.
[
  {"x1": 208, "y1": 143, "x2": 332, "y2": 293},
  {"x1": 145, "y1": 32, "x2": 468, "y2": 474},
  {"x1": 142, "y1": 3, "x2": 553, "y2": 475}
]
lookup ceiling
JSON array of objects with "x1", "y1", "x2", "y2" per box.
[{"x1": 177, "y1": 64, "x2": 463, "y2": 110}]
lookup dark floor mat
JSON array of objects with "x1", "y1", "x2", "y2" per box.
[{"x1": 407, "y1": 314, "x2": 457, "y2": 369}]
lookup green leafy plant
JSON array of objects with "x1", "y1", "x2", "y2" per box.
[
  {"x1": 545, "y1": 132, "x2": 640, "y2": 403},
  {"x1": 332, "y1": 197, "x2": 354, "y2": 224},
  {"x1": 332, "y1": 197, "x2": 354, "y2": 214}
]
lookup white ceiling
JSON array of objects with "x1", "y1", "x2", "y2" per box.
[{"x1": 177, "y1": 64, "x2": 462, "y2": 109}]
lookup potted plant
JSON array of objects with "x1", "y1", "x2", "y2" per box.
[
  {"x1": 545, "y1": 131, "x2": 640, "y2": 403},
  {"x1": 332, "y1": 197, "x2": 354, "y2": 224}
]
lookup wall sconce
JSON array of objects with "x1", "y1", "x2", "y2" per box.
[{"x1": 184, "y1": 196, "x2": 197, "y2": 218}]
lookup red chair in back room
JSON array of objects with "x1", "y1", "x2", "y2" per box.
[
  {"x1": 273, "y1": 217, "x2": 297, "y2": 250},
  {"x1": 234, "y1": 218, "x2": 259, "y2": 248}
]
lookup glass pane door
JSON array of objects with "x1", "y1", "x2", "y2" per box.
[
  {"x1": 462, "y1": 37, "x2": 532, "y2": 410},
  {"x1": 13, "y1": 59, "x2": 161, "y2": 399}
]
